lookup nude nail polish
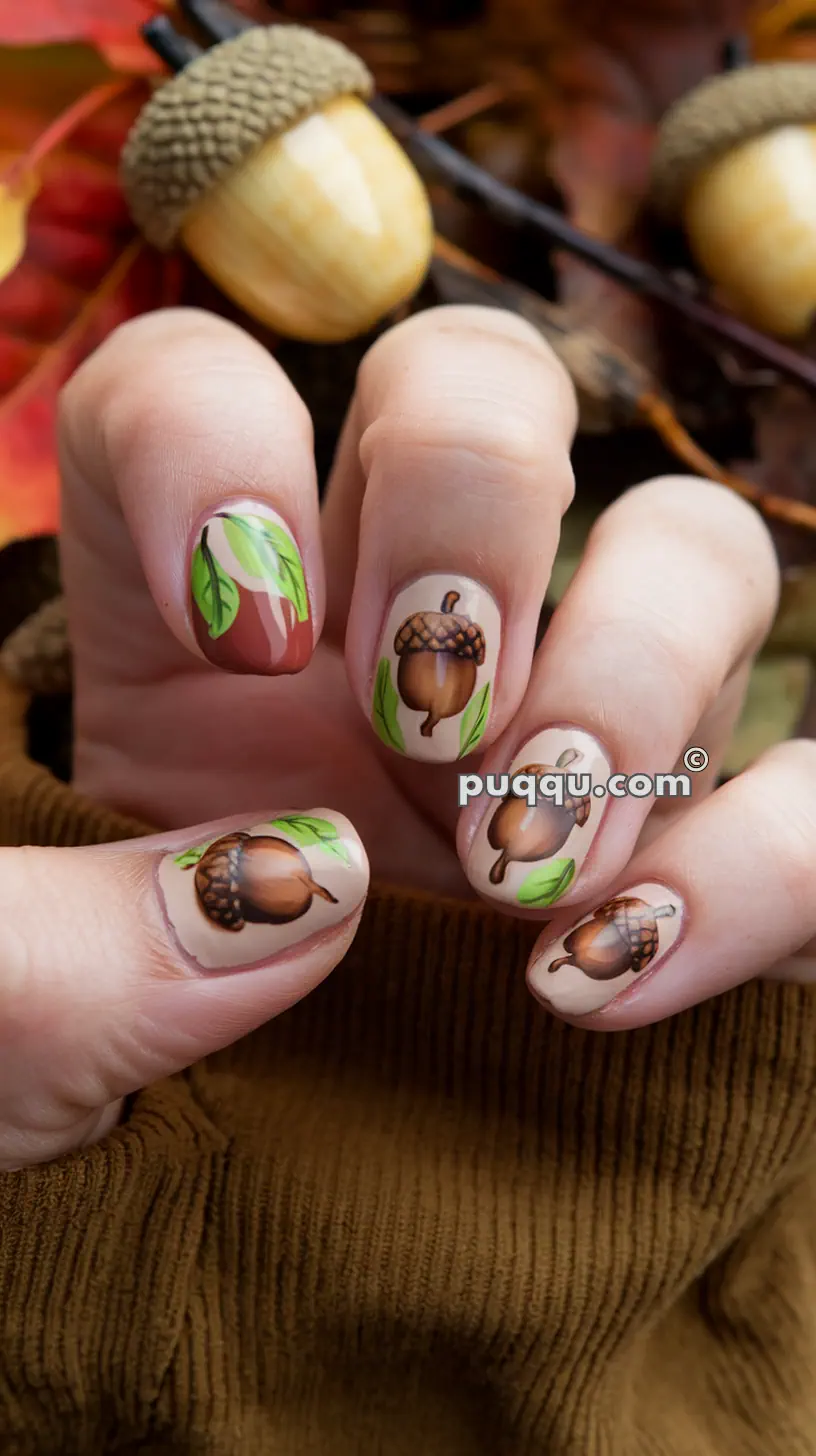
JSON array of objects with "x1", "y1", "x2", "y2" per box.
[
  {"x1": 467, "y1": 726, "x2": 611, "y2": 909},
  {"x1": 189, "y1": 499, "x2": 312, "y2": 674},
  {"x1": 371, "y1": 574, "x2": 501, "y2": 763},
  {"x1": 157, "y1": 810, "x2": 368, "y2": 971},
  {"x1": 527, "y1": 882, "x2": 685, "y2": 1017}
]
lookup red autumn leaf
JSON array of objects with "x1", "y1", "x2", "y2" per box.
[
  {"x1": 0, "y1": 0, "x2": 165, "y2": 75},
  {"x1": 0, "y1": 44, "x2": 171, "y2": 546}
]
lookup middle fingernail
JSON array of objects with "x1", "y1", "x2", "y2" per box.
[
  {"x1": 466, "y1": 726, "x2": 612, "y2": 909},
  {"x1": 370, "y1": 574, "x2": 501, "y2": 763}
]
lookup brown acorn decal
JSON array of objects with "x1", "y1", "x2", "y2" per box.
[
  {"x1": 188, "y1": 831, "x2": 337, "y2": 931},
  {"x1": 393, "y1": 589, "x2": 486, "y2": 737},
  {"x1": 487, "y1": 748, "x2": 589, "y2": 885},
  {"x1": 548, "y1": 896, "x2": 677, "y2": 981}
]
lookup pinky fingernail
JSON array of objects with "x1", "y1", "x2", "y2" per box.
[
  {"x1": 189, "y1": 499, "x2": 313, "y2": 675},
  {"x1": 527, "y1": 882, "x2": 685, "y2": 1017}
]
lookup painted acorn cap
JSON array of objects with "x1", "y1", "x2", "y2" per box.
[
  {"x1": 394, "y1": 591, "x2": 486, "y2": 664},
  {"x1": 650, "y1": 62, "x2": 816, "y2": 219},
  {"x1": 120, "y1": 24, "x2": 374, "y2": 251}
]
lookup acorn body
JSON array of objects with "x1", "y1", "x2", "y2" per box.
[
  {"x1": 650, "y1": 63, "x2": 816, "y2": 339},
  {"x1": 684, "y1": 124, "x2": 816, "y2": 338},
  {"x1": 181, "y1": 95, "x2": 433, "y2": 343},
  {"x1": 193, "y1": 832, "x2": 337, "y2": 930},
  {"x1": 121, "y1": 25, "x2": 434, "y2": 343},
  {"x1": 548, "y1": 896, "x2": 676, "y2": 981},
  {"x1": 487, "y1": 751, "x2": 589, "y2": 885},
  {"x1": 394, "y1": 589, "x2": 486, "y2": 737}
]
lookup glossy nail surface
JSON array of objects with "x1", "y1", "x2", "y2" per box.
[
  {"x1": 189, "y1": 499, "x2": 312, "y2": 674},
  {"x1": 371, "y1": 574, "x2": 500, "y2": 763},
  {"x1": 157, "y1": 811, "x2": 368, "y2": 971},
  {"x1": 467, "y1": 726, "x2": 611, "y2": 909},
  {"x1": 527, "y1": 882, "x2": 685, "y2": 1017}
]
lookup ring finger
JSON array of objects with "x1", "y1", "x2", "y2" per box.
[{"x1": 459, "y1": 476, "x2": 779, "y2": 914}]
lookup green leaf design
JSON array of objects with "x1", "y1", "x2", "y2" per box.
[
  {"x1": 371, "y1": 656, "x2": 406, "y2": 754},
  {"x1": 173, "y1": 840, "x2": 215, "y2": 869},
  {"x1": 269, "y1": 814, "x2": 351, "y2": 865},
  {"x1": 458, "y1": 681, "x2": 491, "y2": 758},
  {"x1": 517, "y1": 858, "x2": 576, "y2": 908},
  {"x1": 191, "y1": 542, "x2": 240, "y2": 639},
  {"x1": 222, "y1": 514, "x2": 309, "y2": 622}
]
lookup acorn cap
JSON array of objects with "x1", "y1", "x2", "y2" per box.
[
  {"x1": 394, "y1": 592, "x2": 487, "y2": 664},
  {"x1": 650, "y1": 62, "x2": 816, "y2": 219},
  {"x1": 120, "y1": 24, "x2": 374, "y2": 250}
]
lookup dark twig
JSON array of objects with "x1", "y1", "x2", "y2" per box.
[
  {"x1": 177, "y1": 0, "x2": 252, "y2": 41},
  {"x1": 370, "y1": 94, "x2": 816, "y2": 396},
  {"x1": 142, "y1": 17, "x2": 204, "y2": 71}
]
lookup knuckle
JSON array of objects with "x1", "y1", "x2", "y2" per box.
[{"x1": 745, "y1": 740, "x2": 816, "y2": 918}]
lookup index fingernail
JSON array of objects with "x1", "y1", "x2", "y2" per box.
[{"x1": 189, "y1": 499, "x2": 313, "y2": 675}]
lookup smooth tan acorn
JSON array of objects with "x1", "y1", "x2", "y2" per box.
[
  {"x1": 394, "y1": 589, "x2": 486, "y2": 738},
  {"x1": 190, "y1": 831, "x2": 337, "y2": 931},
  {"x1": 548, "y1": 896, "x2": 676, "y2": 981},
  {"x1": 487, "y1": 749, "x2": 589, "y2": 884},
  {"x1": 120, "y1": 25, "x2": 433, "y2": 342},
  {"x1": 650, "y1": 63, "x2": 816, "y2": 338}
]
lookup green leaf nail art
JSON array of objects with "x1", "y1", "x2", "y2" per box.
[
  {"x1": 517, "y1": 857, "x2": 576, "y2": 908},
  {"x1": 458, "y1": 681, "x2": 491, "y2": 758},
  {"x1": 222, "y1": 514, "x2": 309, "y2": 622},
  {"x1": 268, "y1": 814, "x2": 352, "y2": 865},
  {"x1": 191, "y1": 539, "x2": 240, "y2": 639},
  {"x1": 372, "y1": 656, "x2": 406, "y2": 754},
  {"x1": 174, "y1": 841, "x2": 216, "y2": 869}
]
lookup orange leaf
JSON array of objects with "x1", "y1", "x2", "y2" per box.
[
  {"x1": 0, "y1": 167, "x2": 40, "y2": 282},
  {"x1": 0, "y1": 45, "x2": 171, "y2": 546},
  {"x1": 0, "y1": 0, "x2": 166, "y2": 74}
]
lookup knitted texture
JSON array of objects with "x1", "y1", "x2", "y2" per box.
[
  {"x1": 121, "y1": 25, "x2": 374, "y2": 250},
  {"x1": 651, "y1": 61, "x2": 816, "y2": 217},
  {"x1": 0, "y1": 684, "x2": 815, "y2": 1452},
  {"x1": 0, "y1": 594, "x2": 70, "y2": 695}
]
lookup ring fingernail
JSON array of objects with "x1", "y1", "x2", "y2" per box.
[
  {"x1": 371, "y1": 574, "x2": 500, "y2": 763},
  {"x1": 467, "y1": 727, "x2": 611, "y2": 908},
  {"x1": 157, "y1": 811, "x2": 368, "y2": 971},
  {"x1": 527, "y1": 882, "x2": 685, "y2": 1017},
  {"x1": 189, "y1": 498, "x2": 313, "y2": 675}
]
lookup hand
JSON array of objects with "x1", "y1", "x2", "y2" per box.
[{"x1": 0, "y1": 303, "x2": 812, "y2": 1170}]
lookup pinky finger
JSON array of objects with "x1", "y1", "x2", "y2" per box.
[{"x1": 525, "y1": 740, "x2": 816, "y2": 1029}]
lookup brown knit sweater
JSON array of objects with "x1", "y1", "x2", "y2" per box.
[{"x1": 0, "y1": 685, "x2": 815, "y2": 1455}]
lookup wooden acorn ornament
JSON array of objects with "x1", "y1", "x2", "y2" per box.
[
  {"x1": 189, "y1": 831, "x2": 337, "y2": 930},
  {"x1": 487, "y1": 749, "x2": 590, "y2": 885},
  {"x1": 393, "y1": 589, "x2": 486, "y2": 737},
  {"x1": 650, "y1": 62, "x2": 816, "y2": 339},
  {"x1": 548, "y1": 896, "x2": 676, "y2": 981},
  {"x1": 120, "y1": 25, "x2": 434, "y2": 342}
]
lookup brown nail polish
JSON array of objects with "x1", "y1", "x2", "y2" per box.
[
  {"x1": 371, "y1": 574, "x2": 501, "y2": 763},
  {"x1": 189, "y1": 499, "x2": 312, "y2": 674},
  {"x1": 527, "y1": 882, "x2": 685, "y2": 1017},
  {"x1": 467, "y1": 727, "x2": 611, "y2": 909},
  {"x1": 157, "y1": 811, "x2": 369, "y2": 971}
]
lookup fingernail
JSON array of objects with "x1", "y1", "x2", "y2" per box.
[
  {"x1": 467, "y1": 726, "x2": 611, "y2": 909},
  {"x1": 157, "y1": 811, "x2": 368, "y2": 971},
  {"x1": 371, "y1": 574, "x2": 500, "y2": 763},
  {"x1": 189, "y1": 499, "x2": 313, "y2": 675},
  {"x1": 527, "y1": 882, "x2": 684, "y2": 1017}
]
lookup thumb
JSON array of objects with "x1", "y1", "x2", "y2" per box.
[{"x1": 0, "y1": 808, "x2": 368, "y2": 1169}]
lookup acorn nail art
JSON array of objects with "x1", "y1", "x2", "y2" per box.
[
  {"x1": 157, "y1": 811, "x2": 368, "y2": 971},
  {"x1": 527, "y1": 882, "x2": 684, "y2": 1017},
  {"x1": 190, "y1": 500, "x2": 312, "y2": 675},
  {"x1": 372, "y1": 575, "x2": 500, "y2": 763},
  {"x1": 467, "y1": 728, "x2": 611, "y2": 909}
]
